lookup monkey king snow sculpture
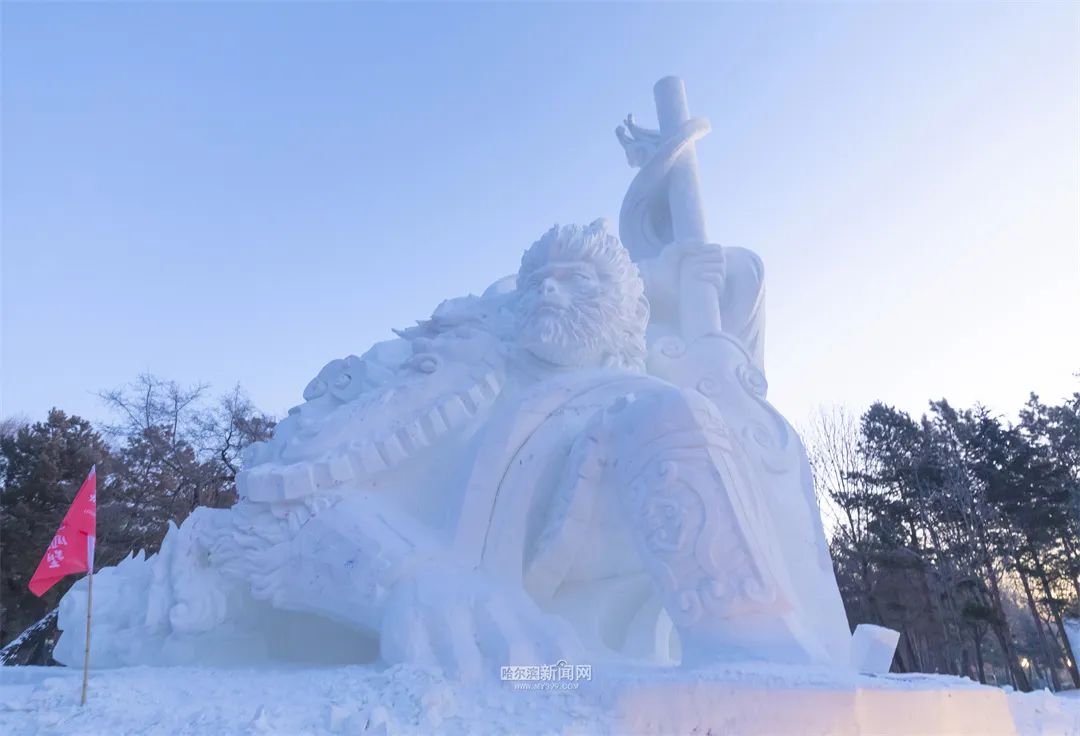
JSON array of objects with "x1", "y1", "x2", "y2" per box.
[{"x1": 55, "y1": 78, "x2": 853, "y2": 677}]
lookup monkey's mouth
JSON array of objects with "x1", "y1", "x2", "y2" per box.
[{"x1": 534, "y1": 302, "x2": 568, "y2": 315}]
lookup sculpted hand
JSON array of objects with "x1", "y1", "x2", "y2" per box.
[
  {"x1": 640, "y1": 241, "x2": 726, "y2": 321},
  {"x1": 380, "y1": 566, "x2": 583, "y2": 680}
]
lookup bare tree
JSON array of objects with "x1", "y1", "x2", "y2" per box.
[{"x1": 0, "y1": 415, "x2": 29, "y2": 440}]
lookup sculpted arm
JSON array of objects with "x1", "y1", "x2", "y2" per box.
[{"x1": 638, "y1": 242, "x2": 766, "y2": 375}]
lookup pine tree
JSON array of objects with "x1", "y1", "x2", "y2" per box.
[{"x1": 0, "y1": 410, "x2": 113, "y2": 648}]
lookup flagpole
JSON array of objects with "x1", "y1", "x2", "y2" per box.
[
  {"x1": 26, "y1": 464, "x2": 97, "y2": 703},
  {"x1": 80, "y1": 536, "x2": 94, "y2": 706}
]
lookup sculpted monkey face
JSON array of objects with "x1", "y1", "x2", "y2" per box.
[
  {"x1": 518, "y1": 260, "x2": 607, "y2": 367},
  {"x1": 515, "y1": 221, "x2": 649, "y2": 371},
  {"x1": 521, "y1": 260, "x2": 600, "y2": 315}
]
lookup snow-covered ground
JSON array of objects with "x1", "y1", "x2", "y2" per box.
[
  {"x1": 2, "y1": 663, "x2": 1079, "y2": 735},
  {"x1": 5, "y1": 664, "x2": 601, "y2": 736},
  {"x1": 1010, "y1": 686, "x2": 1080, "y2": 736}
]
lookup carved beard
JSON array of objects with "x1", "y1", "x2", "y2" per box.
[{"x1": 518, "y1": 295, "x2": 611, "y2": 368}]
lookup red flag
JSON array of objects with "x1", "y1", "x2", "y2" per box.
[{"x1": 28, "y1": 465, "x2": 97, "y2": 597}]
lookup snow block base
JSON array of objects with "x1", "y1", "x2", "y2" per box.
[{"x1": 609, "y1": 675, "x2": 1018, "y2": 735}]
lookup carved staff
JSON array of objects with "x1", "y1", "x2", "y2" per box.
[
  {"x1": 652, "y1": 77, "x2": 723, "y2": 341},
  {"x1": 617, "y1": 77, "x2": 723, "y2": 342}
]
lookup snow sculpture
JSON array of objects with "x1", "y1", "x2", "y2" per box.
[
  {"x1": 55, "y1": 77, "x2": 853, "y2": 677},
  {"x1": 1066, "y1": 618, "x2": 1080, "y2": 670}
]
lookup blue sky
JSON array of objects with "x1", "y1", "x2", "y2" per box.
[{"x1": 3, "y1": 2, "x2": 1078, "y2": 427}]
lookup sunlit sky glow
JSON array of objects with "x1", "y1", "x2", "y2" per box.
[{"x1": 3, "y1": 2, "x2": 1078, "y2": 428}]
